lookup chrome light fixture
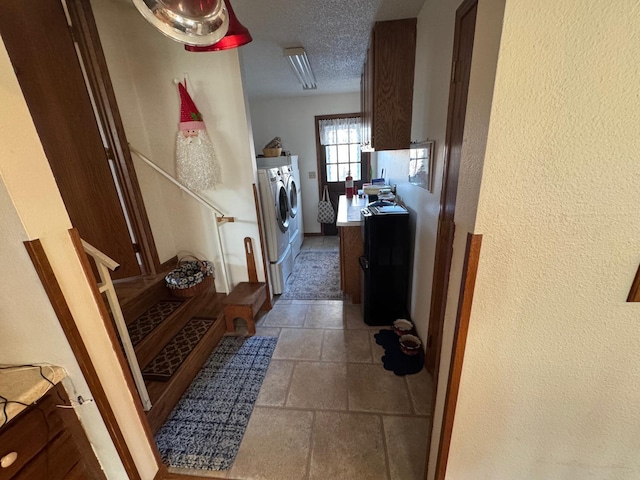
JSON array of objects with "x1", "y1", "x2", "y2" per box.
[
  {"x1": 132, "y1": 0, "x2": 229, "y2": 46},
  {"x1": 284, "y1": 48, "x2": 317, "y2": 90},
  {"x1": 185, "y1": 0, "x2": 252, "y2": 52}
]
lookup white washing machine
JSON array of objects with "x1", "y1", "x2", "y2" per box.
[
  {"x1": 257, "y1": 168, "x2": 293, "y2": 294},
  {"x1": 282, "y1": 157, "x2": 303, "y2": 259}
]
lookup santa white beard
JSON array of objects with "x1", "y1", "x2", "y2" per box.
[{"x1": 175, "y1": 129, "x2": 221, "y2": 191}]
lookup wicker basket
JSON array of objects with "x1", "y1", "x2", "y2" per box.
[
  {"x1": 263, "y1": 147, "x2": 282, "y2": 157},
  {"x1": 165, "y1": 256, "x2": 214, "y2": 298},
  {"x1": 169, "y1": 274, "x2": 213, "y2": 298}
]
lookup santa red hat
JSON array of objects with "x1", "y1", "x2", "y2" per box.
[{"x1": 178, "y1": 82, "x2": 206, "y2": 131}]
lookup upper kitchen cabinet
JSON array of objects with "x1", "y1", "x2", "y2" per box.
[{"x1": 361, "y1": 18, "x2": 417, "y2": 152}]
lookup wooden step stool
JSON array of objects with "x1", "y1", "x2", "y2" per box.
[{"x1": 223, "y1": 237, "x2": 269, "y2": 335}]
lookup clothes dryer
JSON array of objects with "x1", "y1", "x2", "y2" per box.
[
  {"x1": 257, "y1": 168, "x2": 292, "y2": 294},
  {"x1": 281, "y1": 159, "x2": 303, "y2": 259}
]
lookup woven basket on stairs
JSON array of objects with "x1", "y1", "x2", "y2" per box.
[{"x1": 165, "y1": 256, "x2": 214, "y2": 298}]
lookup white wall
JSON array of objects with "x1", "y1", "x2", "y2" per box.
[
  {"x1": 0, "y1": 36, "x2": 157, "y2": 478},
  {"x1": 376, "y1": 0, "x2": 470, "y2": 349},
  {"x1": 446, "y1": 0, "x2": 640, "y2": 478},
  {"x1": 375, "y1": 1, "x2": 505, "y2": 478},
  {"x1": 93, "y1": 0, "x2": 264, "y2": 289},
  {"x1": 248, "y1": 93, "x2": 360, "y2": 234}
]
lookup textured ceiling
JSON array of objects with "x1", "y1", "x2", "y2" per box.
[{"x1": 232, "y1": 0, "x2": 426, "y2": 100}]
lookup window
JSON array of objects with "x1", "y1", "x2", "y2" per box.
[
  {"x1": 318, "y1": 116, "x2": 363, "y2": 182},
  {"x1": 409, "y1": 140, "x2": 435, "y2": 192}
]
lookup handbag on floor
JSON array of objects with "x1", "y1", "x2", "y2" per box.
[{"x1": 317, "y1": 185, "x2": 335, "y2": 224}]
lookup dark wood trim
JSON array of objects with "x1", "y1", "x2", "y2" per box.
[
  {"x1": 24, "y1": 236, "x2": 145, "y2": 480},
  {"x1": 160, "y1": 255, "x2": 179, "y2": 272},
  {"x1": 304, "y1": 233, "x2": 323, "y2": 237},
  {"x1": 66, "y1": 0, "x2": 161, "y2": 274},
  {"x1": 155, "y1": 465, "x2": 166, "y2": 480},
  {"x1": 434, "y1": 233, "x2": 482, "y2": 480},
  {"x1": 253, "y1": 183, "x2": 273, "y2": 310},
  {"x1": 425, "y1": 0, "x2": 478, "y2": 375},
  {"x1": 628, "y1": 263, "x2": 640, "y2": 302},
  {"x1": 68, "y1": 228, "x2": 164, "y2": 467}
]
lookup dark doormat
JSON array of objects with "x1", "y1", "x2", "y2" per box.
[{"x1": 374, "y1": 329, "x2": 424, "y2": 376}]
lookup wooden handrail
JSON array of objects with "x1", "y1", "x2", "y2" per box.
[
  {"x1": 129, "y1": 146, "x2": 229, "y2": 218},
  {"x1": 128, "y1": 146, "x2": 231, "y2": 293},
  {"x1": 81, "y1": 239, "x2": 119, "y2": 271},
  {"x1": 82, "y1": 239, "x2": 152, "y2": 410}
]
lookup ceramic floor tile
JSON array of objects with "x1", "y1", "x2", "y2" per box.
[
  {"x1": 304, "y1": 303, "x2": 345, "y2": 329},
  {"x1": 274, "y1": 299, "x2": 293, "y2": 305},
  {"x1": 293, "y1": 299, "x2": 344, "y2": 306},
  {"x1": 405, "y1": 369, "x2": 434, "y2": 416},
  {"x1": 322, "y1": 329, "x2": 373, "y2": 363},
  {"x1": 229, "y1": 407, "x2": 313, "y2": 480},
  {"x1": 344, "y1": 304, "x2": 375, "y2": 329},
  {"x1": 168, "y1": 465, "x2": 228, "y2": 478},
  {"x1": 383, "y1": 416, "x2": 430, "y2": 480},
  {"x1": 347, "y1": 364, "x2": 413, "y2": 414},
  {"x1": 272, "y1": 328, "x2": 323, "y2": 360},
  {"x1": 256, "y1": 360, "x2": 295, "y2": 407},
  {"x1": 286, "y1": 362, "x2": 348, "y2": 410},
  {"x1": 262, "y1": 304, "x2": 308, "y2": 327},
  {"x1": 309, "y1": 411, "x2": 388, "y2": 480},
  {"x1": 255, "y1": 326, "x2": 281, "y2": 337},
  {"x1": 369, "y1": 330, "x2": 386, "y2": 365}
]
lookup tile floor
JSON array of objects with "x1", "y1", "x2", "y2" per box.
[{"x1": 172, "y1": 236, "x2": 433, "y2": 480}]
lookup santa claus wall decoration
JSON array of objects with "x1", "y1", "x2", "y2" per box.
[{"x1": 175, "y1": 81, "x2": 220, "y2": 191}]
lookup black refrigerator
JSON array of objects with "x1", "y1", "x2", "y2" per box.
[{"x1": 359, "y1": 204, "x2": 410, "y2": 326}]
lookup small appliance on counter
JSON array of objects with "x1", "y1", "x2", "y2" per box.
[{"x1": 359, "y1": 203, "x2": 410, "y2": 325}]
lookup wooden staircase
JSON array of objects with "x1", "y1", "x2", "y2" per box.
[{"x1": 114, "y1": 272, "x2": 226, "y2": 434}]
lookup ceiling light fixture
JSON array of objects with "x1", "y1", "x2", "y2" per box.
[
  {"x1": 131, "y1": 0, "x2": 229, "y2": 46},
  {"x1": 284, "y1": 48, "x2": 317, "y2": 90},
  {"x1": 185, "y1": 0, "x2": 252, "y2": 52}
]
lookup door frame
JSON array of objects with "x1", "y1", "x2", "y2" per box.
[
  {"x1": 424, "y1": 0, "x2": 479, "y2": 477},
  {"x1": 425, "y1": 0, "x2": 478, "y2": 375},
  {"x1": 66, "y1": 0, "x2": 161, "y2": 275}
]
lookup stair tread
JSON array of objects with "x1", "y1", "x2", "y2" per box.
[
  {"x1": 145, "y1": 314, "x2": 226, "y2": 433},
  {"x1": 142, "y1": 317, "x2": 215, "y2": 382},
  {"x1": 127, "y1": 300, "x2": 183, "y2": 345},
  {"x1": 114, "y1": 273, "x2": 167, "y2": 305}
]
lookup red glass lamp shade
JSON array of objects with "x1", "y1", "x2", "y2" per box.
[{"x1": 185, "y1": 0, "x2": 252, "y2": 52}]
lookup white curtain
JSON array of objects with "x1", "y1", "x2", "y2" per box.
[{"x1": 318, "y1": 117, "x2": 361, "y2": 145}]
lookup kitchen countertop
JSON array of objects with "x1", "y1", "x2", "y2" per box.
[
  {"x1": 336, "y1": 194, "x2": 369, "y2": 227},
  {"x1": 0, "y1": 364, "x2": 67, "y2": 427}
]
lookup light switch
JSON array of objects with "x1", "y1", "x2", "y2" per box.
[{"x1": 308, "y1": 171, "x2": 317, "y2": 179}]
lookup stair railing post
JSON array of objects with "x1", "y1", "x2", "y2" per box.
[
  {"x1": 84, "y1": 241, "x2": 153, "y2": 411},
  {"x1": 213, "y1": 212, "x2": 231, "y2": 294}
]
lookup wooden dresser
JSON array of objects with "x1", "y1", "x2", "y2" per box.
[{"x1": 0, "y1": 382, "x2": 104, "y2": 479}]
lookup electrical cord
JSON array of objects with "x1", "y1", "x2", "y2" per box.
[
  {"x1": 0, "y1": 363, "x2": 93, "y2": 427},
  {"x1": 0, "y1": 394, "x2": 31, "y2": 428}
]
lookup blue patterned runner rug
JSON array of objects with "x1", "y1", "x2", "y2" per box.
[{"x1": 155, "y1": 336, "x2": 278, "y2": 471}]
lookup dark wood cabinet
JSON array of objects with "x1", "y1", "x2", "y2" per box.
[
  {"x1": 361, "y1": 18, "x2": 417, "y2": 152},
  {"x1": 0, "y1": 383, "x2": 104, "y2": 479}
]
